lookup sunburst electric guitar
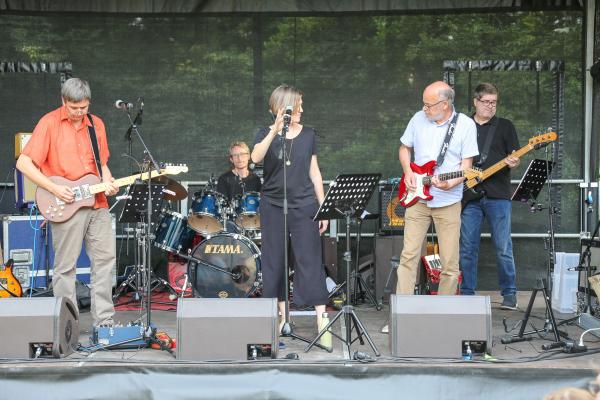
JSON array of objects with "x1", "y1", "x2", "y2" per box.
[
  {"x1": 0, "y1": 259, "x2": 22, "y2": 298},
  {"x1": 398, "y1": 161, "x2": 482, "y2": 207},
  {"x1": 36, "y1": 164, "x2": 188, "y2": 222},
  {"x1": 461, "y1": 131, "x2": 557, "y2": 206}
]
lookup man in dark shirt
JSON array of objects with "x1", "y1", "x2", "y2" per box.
[
  {"x1": 217, "y1": 141, "x2": 261, "y2": 201},
  {"x1": 459, "y1": 83, "x2": 520, "y2": 310}
]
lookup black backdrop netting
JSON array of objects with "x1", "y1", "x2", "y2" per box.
[{"x1": 0, "y1": 12, "x2": 584, "y2": 244}]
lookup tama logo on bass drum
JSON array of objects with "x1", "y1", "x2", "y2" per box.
[{"x1": 204, "y1": 244, "x2": 243, "y2": 254}]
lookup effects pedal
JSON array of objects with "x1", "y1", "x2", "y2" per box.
[{"x1": 90, "y1": 323, "x2": 154, "y2": 349}]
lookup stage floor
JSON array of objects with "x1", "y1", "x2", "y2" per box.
[
  {"x1": 74, "y1": 291, "x2": 600, "y2": 366},
  {"x1": 1, "y1": 291, "x2": 599, "y2": 400}
]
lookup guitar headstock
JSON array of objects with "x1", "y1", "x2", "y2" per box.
[
  {"x1": 529, "y1": 131, "x2": 557, "y2": 148},
  {"x1": 161, "y1": 164, "x2": 189, "y2": 176},
  {"x1": 464, "y1": 167, "x2": 483, "y2": 181}
]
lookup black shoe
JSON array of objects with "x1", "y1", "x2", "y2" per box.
[{"x1": 500, "y1": 294, "x2": 518, "y2": 310}]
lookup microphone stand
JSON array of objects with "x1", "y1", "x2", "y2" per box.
[
  {"x1": 119, "y1": 103, "x2": 161, "y2": 334},
  {"x1": 279, "y1": 114, "x2": 328, "y2": 352}
]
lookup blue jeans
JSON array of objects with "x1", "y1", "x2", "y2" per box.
[{"x1": 459, "y1": 197, "x2": 517, "y2": 296}]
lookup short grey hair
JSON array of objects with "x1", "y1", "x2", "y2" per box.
[
  {"x1": 61, "y1": 78, "x2": 91, "y2": 102},
  {"x1": 439, "y1": 86, "x2": 455, "y2": 106}
]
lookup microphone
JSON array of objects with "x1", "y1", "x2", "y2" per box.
[
  {"x1": 283, "y1": 105, "x2": 292, "y2": 128},
  {"x1": 115, "y1": 100, "x2": 134, "y2": 110}
]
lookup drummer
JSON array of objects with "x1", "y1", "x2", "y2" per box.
[{"x1": 217, "y1": 141, "x2": 261, "y2": 201}]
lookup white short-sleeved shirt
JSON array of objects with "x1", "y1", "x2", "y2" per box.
[{"x1": 400, "y1": 109, "x2": 478, "y2": 208}]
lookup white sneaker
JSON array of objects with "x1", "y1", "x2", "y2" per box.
[{"x1": 381, "y1": 324, "x2": 389, "y2": 334}]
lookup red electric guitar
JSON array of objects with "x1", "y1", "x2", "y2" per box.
[
  {"x1": 36, "y1": 164, "x2": 188, "y2": 223},
  {"x1": 398, "y1": 161, "x2": 482, "y2": 207}
]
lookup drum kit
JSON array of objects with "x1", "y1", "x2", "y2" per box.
[{"x1": 152, "y1": 182, "x2": 264, "y2": 299}]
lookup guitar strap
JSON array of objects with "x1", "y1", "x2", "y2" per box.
[
  {"x1": 475, "y1": 117, "x2": 498, "y2": 166},
  {"x1": 436, "y1": 112, "x2": 459, "y2": 167},
  {"x1": 86, "y1": 113, "x2": 103, "y2": 179}
]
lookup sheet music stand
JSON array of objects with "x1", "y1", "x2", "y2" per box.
[
  {"x1": 114, "y1": 182, "x2": 177, "y2": 306},
  {"x1": 503, "y1": 158, "x2": 574, "y2": 350},
  {"x1": 119, "y1": 182, "x2": 165, "y2": 223},
  {"x1": 305, "y1": 173, "x2": 381, "y2": 357},
  {"x1": 511, "y1": 159, "x2": 554, "y2": 203}
]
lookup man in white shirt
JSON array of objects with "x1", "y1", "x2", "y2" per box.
[{"x1": 397, "y1": 81, "x2": 479, "y2": 296}]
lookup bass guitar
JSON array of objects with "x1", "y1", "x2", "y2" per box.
[
  {"x1": 398, "y1": 160, "x2": 482, "y2": 207},
  {"x1": 36, "y1": 164, "x2": 188, "y2": 223},
  {"x1": 461, "y1": 131, "x2": 557, "y2": 206},
  {"x1": 0, "y1": 259, "x2": 22, "y2": 298}
]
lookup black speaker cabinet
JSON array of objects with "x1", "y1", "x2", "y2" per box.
[
  {"x1": 375, "y1": 235, "x2": 427, "y2": 302},
  {"x1": 176, "y1": 297, "x2": 279, "y2": 361},
  {"x1": 378, "y1": 184, "x2": 405, "y2": 234},
  {"x1": 0, "y1": 297, "x2": 79, "y2": 358},
  {"x1": 389, "y1": 294, "x2": 492, "y2": 358}
]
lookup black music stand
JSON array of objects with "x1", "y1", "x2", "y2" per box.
[
  {"x1": 511, "y1": 159, "x2": 554, "y2": 204},
  {"x1": 305, "y1": 173, "x2": 381, "y2": 357},
  {"x1": 502, "y1": 159, "x2": 578, "y2": 351},
  {"x1": 114, "y1": 182, "x2": 177, "y2": 305},
  {"x1": 119, "y1": 182, "x2": 165, "y2": 223}
]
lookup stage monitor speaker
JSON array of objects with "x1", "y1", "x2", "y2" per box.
[
  {"x1": 375, "y1": 235, "x2": 427, "y2": 303},
  {"x1": 0, "y1": 297, "x2": 79, "y2": 358},
  {"x1": 176, "y1": 297, "x2": 279, "y2": 361},
  {"x1": 389, "y1": 294, "x2": 492, "y2": 358}
]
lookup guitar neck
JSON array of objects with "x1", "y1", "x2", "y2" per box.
[
  {"x1": 423, "y1": 170, "x2": 464, "y2": 185},
  {"x1": 479, "y1": 143, "x2": 533, "y2": 181},
  {"x1": 89, "y1": 170, "x2": 164, "y2": 194}
]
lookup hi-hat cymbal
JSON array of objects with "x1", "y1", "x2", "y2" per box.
[{"x1": 151, "y1": 175, "x2": 188, "y2": 201}]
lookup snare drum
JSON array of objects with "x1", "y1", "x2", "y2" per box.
[
  {"x1": 189, "y1": 189, "x2": 226, "y2": 235},
  {"x1": 153, "y1": 210, "x2": 195, "y2": 254},
  {"x1": 235, "y1": 192, "x2": 260, "y2": 231},
  {"x1": 187, "y1": 233, "x2": 261, "y2": 298}
]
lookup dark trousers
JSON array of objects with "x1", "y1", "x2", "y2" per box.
[{"x1": 260, "y1": 200, "x2": 328, "y2": 306}]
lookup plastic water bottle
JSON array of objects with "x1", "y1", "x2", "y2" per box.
[
  {"x1": 319, "y1": 312, "x2": 332, "y2": 349},
  {"x1": 463, "y1": 343, "x2": 473, "y2": 361}
]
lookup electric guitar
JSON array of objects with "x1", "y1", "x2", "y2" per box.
[
  {"x1": 36, "y1": 164, "x2": 188, "y2": 222},
  {"x1": 398, "y1": 161, "x2": 482, "y2": 207},
  {"x1": 0, "y1": 259, "x2": 23, "y2": 298},
  {"x1": 461, "y1": 131, "x2": 557, "y2": 206}
]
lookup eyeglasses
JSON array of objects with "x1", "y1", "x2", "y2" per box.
[
  {"x1": 422, "y1": 100, "x2": 446, "y2": 110},
  {"x1": 476, "y1": 98, "x2": 497, "y2": 107},
  {"x1": 230, "y1": 153, "x2": 249, "y2": 158}
]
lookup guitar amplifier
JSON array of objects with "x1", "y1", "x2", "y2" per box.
[{"x1": 378, "y1": 183, "x2": 405, "y2": 235}]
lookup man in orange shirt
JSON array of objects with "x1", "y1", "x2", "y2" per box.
[{"x1": 16, "y1": 78, "x2": 118, "y2": 326}]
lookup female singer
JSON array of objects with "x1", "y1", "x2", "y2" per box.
[{"x1": 251, "y1": 84, "x2": 329, "y2": 331}]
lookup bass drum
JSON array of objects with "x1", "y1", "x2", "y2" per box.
[{"x1": 188, "y1": 233, "x2": 261, "y2": 298}]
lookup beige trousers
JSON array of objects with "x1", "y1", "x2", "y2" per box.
[
  {"x1": 396, "y1": 201, "x2": 461, "y2": 295},
  {"x1": 51, "y1": 208, "x2": 115, "y2": 325}
]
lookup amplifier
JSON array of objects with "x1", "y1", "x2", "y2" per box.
[
  {"x1": 378, "y1": 184, "x2": 404, "y2": 235},
  {"x1": 580, "y1": 238, "x2": 600, "y2": 298},
  {"x1": 14, "y1": 132, "x2": 32, "y2": 159}
]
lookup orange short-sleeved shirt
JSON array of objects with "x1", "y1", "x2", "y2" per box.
[{"x1": 22, "y1": 105, "x2": 110, "y2": 209}]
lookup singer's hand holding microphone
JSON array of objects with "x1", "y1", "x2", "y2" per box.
[{"x1": 271, "y1": 106, "x2": 293, "y2": 136}]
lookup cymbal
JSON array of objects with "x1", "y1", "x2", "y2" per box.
[{"x1": 151, "y1": 175, "x2": 188, "y2": 201}]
